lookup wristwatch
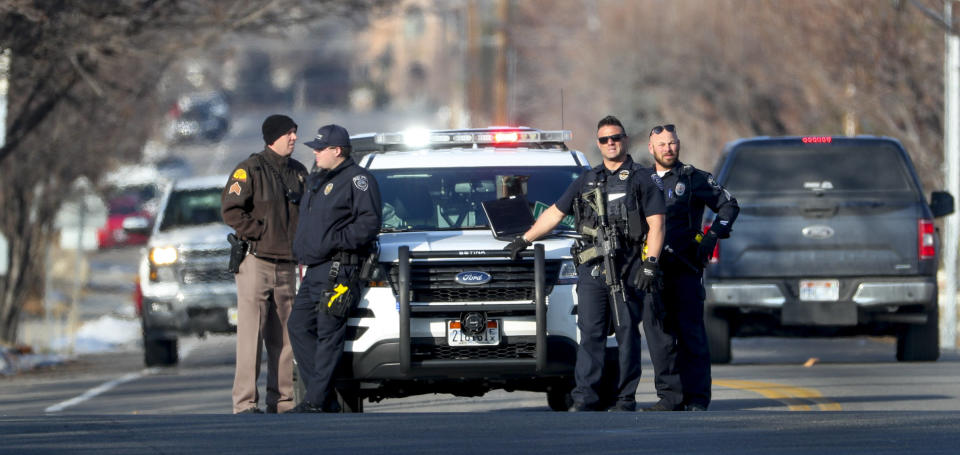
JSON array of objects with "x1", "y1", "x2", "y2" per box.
[{"x1": 647, "y1": 256, "x2": 658, "y2": 264}]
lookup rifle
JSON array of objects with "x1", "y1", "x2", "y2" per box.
[{"x1": 575, "y1": 173, "x2": 627, "y2": 327}]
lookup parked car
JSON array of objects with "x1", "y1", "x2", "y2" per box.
[
  {"x1": 135, "y1": 175, "x2": 234, "y2": 366},
  {"x1": 166, "y1": 91, "x2": 230, "y2": 144},
  {"x1": 98, "y1": 165, "x2": 168, "y2": 249},
  {"x1": 703, "y1": 136, "x2": 954, "y2": 363},
  {"x1": 96, "y1": 194, "x2": 152, "y2": 248}
]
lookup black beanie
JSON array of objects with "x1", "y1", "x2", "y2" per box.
[{"x1": 262, "y1": 114, "x2": 298, "y2": 145}]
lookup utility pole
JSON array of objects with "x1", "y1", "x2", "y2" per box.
[
  {"x1": 493, "y1": 0, "x2": 509, "y2": 125},
  {"x1": 943, "y1": 0, "x2": 959, "y2": 350}
]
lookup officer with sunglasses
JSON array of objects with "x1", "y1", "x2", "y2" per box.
[
  {"x1": 646, "y1": 124, "x2": 739, "y2": 411},
  {"x1": 504, "y1": 115, "x2": 680, "y2": 412}
]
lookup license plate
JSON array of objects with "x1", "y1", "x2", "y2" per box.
[
  {"x1": 227, "y1": 307, "x2": 239, "y2": 326},
  {"x1": 447, "y1": 320, "x2": 500, "y2": 346},
  {"x1": 799, "y1": 280, "x2": 839, "y2": 301}
]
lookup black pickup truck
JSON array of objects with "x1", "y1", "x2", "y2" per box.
[{"x1": 703, "y1": 136, "x2": 953, "y2": 363}]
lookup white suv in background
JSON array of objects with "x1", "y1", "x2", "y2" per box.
[{"x1": 135, "y1": 175, "x2": 235, "y2": 366}]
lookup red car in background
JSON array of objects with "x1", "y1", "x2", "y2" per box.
[{"x1": 97, "y1": 194, "x2": 153, "y2": 248}]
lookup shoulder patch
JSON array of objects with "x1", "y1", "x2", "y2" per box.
[
  {"x1": 650, "y1": 173, "x2": 664, "y2": 191},
  {"x1": 232, "y1": 168, "x2": 247, "y2": 181},
  {"x1": 353, "y1": 175, "x2": 369, "y2": 192},
  {"x1": 229, "y1": 181, "x2": 242, "y2": 195},
  {"x1": 706, "y1": 173, "x2": 721, "y2": 189}
]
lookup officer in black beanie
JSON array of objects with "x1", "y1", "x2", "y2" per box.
[{"x1": 222, "y1": 114, "x2": 308, "y2": 414}]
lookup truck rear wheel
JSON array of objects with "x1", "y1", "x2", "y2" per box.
[
  {"x1": 897, "y1": 304, "x2": 939, "y2": 362},
  {"x1": 705, "y1": 309, "x2": 731, "y2": 364}
]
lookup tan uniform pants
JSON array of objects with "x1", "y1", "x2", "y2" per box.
[{"x1": 232, "y1": 254, "x2": 296, "y2": 413}]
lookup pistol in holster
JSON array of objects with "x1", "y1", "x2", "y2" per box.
[{"x1": 227, "y1": 233, "x2": 248, "y2": 274}]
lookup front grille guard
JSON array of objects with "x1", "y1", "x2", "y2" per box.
[{"x1": 397, "y1": 244, "x2": 547, "y2": 376}]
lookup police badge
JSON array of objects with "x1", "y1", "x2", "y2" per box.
[{"x1": 675, "y1": 182, "x2": 686, "y2": 196}]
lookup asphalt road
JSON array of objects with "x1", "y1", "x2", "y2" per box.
[{"x1": 1, "y1": 334, "x2": 959, "y2": 453}]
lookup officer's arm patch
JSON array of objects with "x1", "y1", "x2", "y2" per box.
[
  {"x1": 353, "y1": 175, "x2": 369, "y2": 192},
  {"x1": 229, "y1": 181, "x2": 242, "y2": 195},
  {"x1": 232, "y1": 168, "x2": 248, "y2": 181},
  {"x1": 650, "y1": 173, "x2": 664, "y2": 191}
]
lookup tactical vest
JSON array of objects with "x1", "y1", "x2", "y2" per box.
[{"x1": 573, "y1": 161, "x2": 649, "y2": 245}]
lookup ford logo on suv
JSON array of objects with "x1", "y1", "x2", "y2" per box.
[{"x1": 455, "y1": 271, "x2": 491, "y2": 286}]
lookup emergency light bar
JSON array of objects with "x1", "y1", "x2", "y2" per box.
[{"x1": 373, "y1": 128, "x2": 573, "y2": 147}]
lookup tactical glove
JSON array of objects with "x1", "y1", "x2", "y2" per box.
[
  {"x1": 633, "y1": 257, "x2": 663, "y2": 292},
  {"x1": 697, "y1": 230, "x2": 719, "y2": 266},
  {"x1": 503, "y1": 235, "x2": 531, "y2": 260}
]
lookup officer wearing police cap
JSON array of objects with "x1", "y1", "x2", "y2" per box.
[
  {"x1": 504, "y1": 115, "x2": 681, "y2": 412},
  {"x1": 287, "y1": 124, "x2": 382, "y2": 413}
]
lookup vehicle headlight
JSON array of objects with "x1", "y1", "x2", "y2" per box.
[
  {"x1": 150, "y1": 246, "x2": 178, "y2": 266},
  {"x1": 557, "y1": 260, "x2": 578, "y2": 285}
]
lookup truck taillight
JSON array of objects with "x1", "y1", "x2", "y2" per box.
[
  {"x1": 702, "y1": 222, "x2": 719, "y2": 264},
  {"x1": 918, "y1": 218, "x2": 935, "y2": 260}
]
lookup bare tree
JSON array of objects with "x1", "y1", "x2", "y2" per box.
[
  {"x1": 509, "y1": 0, "x2": 945, "y2": 186},
  {"x1": 0, "y1": 0, "x2": 391, "y2": 343}
]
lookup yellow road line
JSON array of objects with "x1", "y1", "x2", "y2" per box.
[{"x1": 714, "y1": 379, "x2": 842, "y2": 411}]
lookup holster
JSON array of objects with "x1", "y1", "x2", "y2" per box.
[
  {"x1": 227, "y1": 233, "x2": 248, "y2": 274},
  {"x1": 319, "y1": 260, "x2": 364, "y2": 318}
]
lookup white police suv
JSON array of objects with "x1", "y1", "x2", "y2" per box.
[{"x1": 302, "y1": 127, "x2": 590, "y2": 412}]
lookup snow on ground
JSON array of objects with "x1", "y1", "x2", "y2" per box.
[{"x1": 2, "y1": 315, "x2": 140, "y2": 375}]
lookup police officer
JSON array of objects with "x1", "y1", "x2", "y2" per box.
[
  {"x1": 287, "y1": 124, "x2": 382, "y2": 413},
  {"x1": 505, "y1": 115, "x2": 680, "y2": 412},
  {"x1": 222, "y1": 114, "x2": 308, "y2": 414},
  {"x1": 647, "y1": 124, "x2": 739, "y2": 411}
]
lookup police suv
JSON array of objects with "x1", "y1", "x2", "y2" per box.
[{"x1": 301, "y1": 127, "x2": 589, "y2": 412}]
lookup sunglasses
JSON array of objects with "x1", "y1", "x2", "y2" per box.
[
  {"x1": 649, "y1": 124, "x2": 676, "y2": 136},
  {"x1": 598, "y1": 133, "x2": 627, "y2": 145}
]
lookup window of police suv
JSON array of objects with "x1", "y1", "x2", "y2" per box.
[
  {"x1": 158, "y1": 188, "x2": 224, "y2": 231},
  {"x1": 723, "y1": 142, "x2": 919, "y2": 198},
  {"x1": 372, "y1": 166, "x2": 582, "y2": 231}
]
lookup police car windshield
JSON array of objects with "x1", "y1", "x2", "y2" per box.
[
  {"x1": 158, "y1": 188, "x2": 224, "y2": 231},
  {"x1": 372, "y1": 166, "x2": 582, "y2": 231}
]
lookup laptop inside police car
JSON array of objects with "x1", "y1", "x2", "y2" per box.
[{"x1": 482, "y1": 195, "x2": 536, "y2": 241}]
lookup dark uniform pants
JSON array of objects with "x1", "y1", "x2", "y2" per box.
[
  {"x1": 571, "y1": 262, "x2": 644, "y2": 408},
  {"x1": 287, "y1": 261, "x2": 353, "y2": 408},
  {"x1": 656, "y1": 265, "x2": 711, "y2": 407}
]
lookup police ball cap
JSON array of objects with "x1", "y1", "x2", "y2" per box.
[
  {"x1": 262, "y1": 114, "x2": 298, "y2": 145},
  {"x1": 304, "y1": 124, "x2": 351, "y2": 150}
]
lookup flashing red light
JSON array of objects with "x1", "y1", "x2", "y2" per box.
[
  {"x1": 918, "y1": 219, "x2": 935, "y2": 260},
  {"x1": 801, "y1": 136, "x2": 833, "y2": 144},
  {"x1": 493, "y1": 132, "x2": 520, "y2": 143}
]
